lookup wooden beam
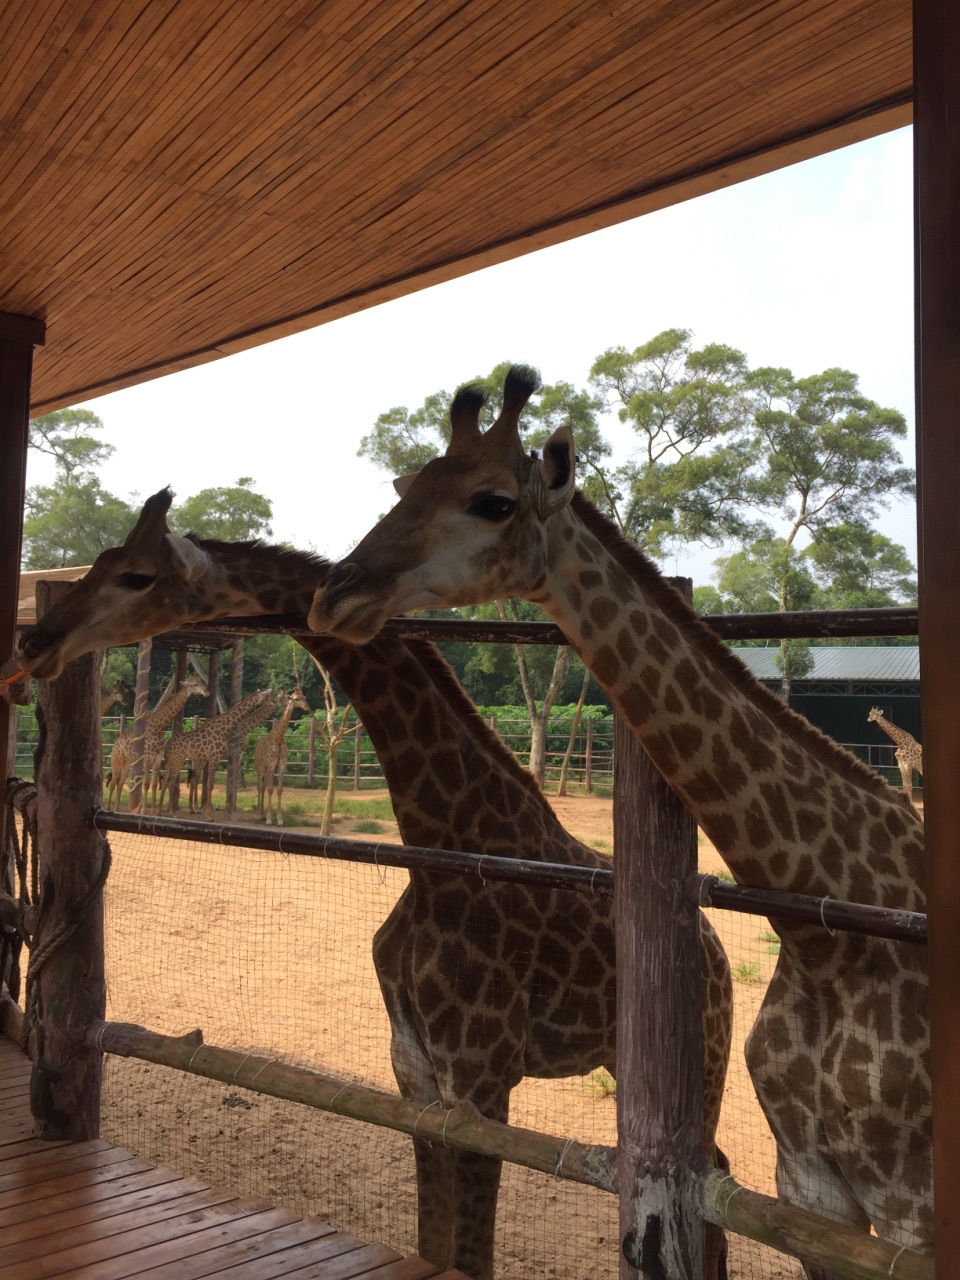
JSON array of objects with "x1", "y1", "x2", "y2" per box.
[
  {"x1": 0, "y1": 315, "x2": 42, "y2": 854},
  {"x1": 32, "y1": 579, "x2": 105, "y2": 1141},
  {"x1": 914, "y1": 0, "x2": 960, "y2": 1266}
]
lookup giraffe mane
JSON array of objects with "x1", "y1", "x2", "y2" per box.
[
  {"x1": 570, "y1": 492, "x2": 918, "y2": 816},
  {"x1": 185, "y1": 534, "x2": 331, "y2": 576}
]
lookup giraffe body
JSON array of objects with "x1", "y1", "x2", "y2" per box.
[
  {"x1": 308, "y1": 368, "x2": 932, "y2": 1266},
  {"x1": 160, "y1": 688, "x2": 278, "y2": 817},
  {"x1": 867, "y1": 706, "x2": 923, "y2": 799},
  {"x1": 254, "y1": 688, "x2": 311, "y2": 824},
  {"x1": 17, "y1": 491, "x2": 735, "y2": 1280}
]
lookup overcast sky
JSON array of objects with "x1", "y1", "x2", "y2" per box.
[{"x1": 42, "y1": 125, "x2": 915, "y2": 586}]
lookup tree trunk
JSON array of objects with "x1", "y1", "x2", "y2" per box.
[
  {"x1": 321, "y1": 747, "x2": 337, "y2": 835},
  {"x1": 557, "y1": 667, "x2": 591, "y2": 796}
]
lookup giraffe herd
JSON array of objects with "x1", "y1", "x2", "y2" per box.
[{"x1": 12, "y1": 366, "x2": 932, "y2": 1278}]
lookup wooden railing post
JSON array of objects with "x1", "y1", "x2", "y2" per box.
[
  {"x1": 615, "y1": 579, "x2": 705, "y2": 1279},
  {"x1": 32, "y1": 579, "x2": 106, "y2": 1141},
  {"x1": 225, "y1": 639, "x2": 244, "y2": 819}
]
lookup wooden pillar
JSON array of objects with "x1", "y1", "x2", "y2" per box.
[
  {"x1": 32, "y1": 580, "x2": 105, "y2": 1141},
  {"x1": 615, "y1": 580, "x2": 704, "y2": 1280},
  {"x1": 353, "y1": 724, "x2": 361, "y2": 791},
  {"x1": 0, "y1": 313, "x2": 44, "y2": 850},
  {"x1": 166, "y1": 649, "x2": 188, "y2": 812},
  {"x1": 585, "y1": 718, "x2": 594, "y2": 792},
  {"x1": 126, "y1": 639, "x2": 152, "y2": 811},
  {"x1": 202, "y1": 650, "x2": 220, "y2": 811},
  {"x1": 307, "y1": 715, "x2": 317, "y2": 785},
  {"x1": 915, "y1": 0, "x2": 960, "y2": 1264},
  {"x1": 225, "y1": 639, "x2": 244, "y2": 819}
]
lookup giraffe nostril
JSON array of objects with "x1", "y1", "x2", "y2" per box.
[{"x1": 327, "y1": 561, "x2": 362, "y2": 597}]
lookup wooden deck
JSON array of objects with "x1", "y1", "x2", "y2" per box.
[{"x1": 0, "y1": 1035, "x2": 467, "y2": 1279}]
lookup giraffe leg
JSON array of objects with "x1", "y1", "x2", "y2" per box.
[{"x1": 275, "y1": 769, "x2": 285, "y2": 827}]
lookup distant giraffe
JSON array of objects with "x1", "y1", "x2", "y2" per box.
[
  {"x1": 17, "y1": 490, "x2": 735, "y2": 1280},
  {"x1": 867, "y1": 706, "x2": 923, "y2": 798},
  {"x1": 308, "y1": 365, "x2": 931, "y2": 1263},
  {"x1": 99, "y1": 679, "x2": 128, "y2": 717},
  {"x1": 160, "y1": 688, "x2": 278, "y2": 818},
  {"x1": 105, "y1": 674, "x2": 209, "y2": 812},
  {"x1": 254, "y1": 687, "x2": 311, "y2": 825}
]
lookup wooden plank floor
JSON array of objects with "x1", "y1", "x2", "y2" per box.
[{"x1": 0, "y1": 1035, "x2": 468, "y2": 1280}]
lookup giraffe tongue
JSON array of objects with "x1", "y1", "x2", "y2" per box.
[{"x1": 1, "y1": 668, "x2": 29, "y2": 685}]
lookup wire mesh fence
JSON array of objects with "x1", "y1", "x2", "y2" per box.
[{"x1": 87, "y1": 820, "x2": 836, "y2": 1279}]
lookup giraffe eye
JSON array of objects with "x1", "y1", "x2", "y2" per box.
[
  {"x1": 118, "y1": 572, "x2": 156, "y2": 592},
  {"x1": 469, "y1": 494, "x2": 516, "y2": 523}
]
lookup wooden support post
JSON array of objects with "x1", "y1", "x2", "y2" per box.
[
  {"x1": 126, "y1": 639, "x2": 152, "y2": 812},
  {"x1": 0, "y1": 313, "x2": 44, "y2": 852},
  {"x1": 307, "y1": 715, "x2": 317, "y2": 785},
  {"x1": 167, "y1": 649, "x2": 188, "y2": 812},
  {"x1": 202, "y1": 650, "x2": 220, "y2": 811},
  {"x1": 225, "y1": 639, "x2": 244, "y2": 819},
  {"x1": 585, "y1": 718, "x2": 594, "y2": 792},
  {"x1": 915, "y1": 0, "x2": 960, "y2": 1262},
  {"x1": 32, "y1": 580, "x2": 106, "y2": 1141},
  {"x1": 615, "y1": 581, "x2": 704, "y2": 1280},
  {"x1": 353, "y1": 723, "x2": 361, "y2": 791}
]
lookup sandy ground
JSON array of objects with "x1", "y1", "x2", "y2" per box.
[{"x1": 95, "y1": 788, "x2": 800, "y2": 1280}]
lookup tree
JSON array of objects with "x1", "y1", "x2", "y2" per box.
[
  {"x1": 714, "y1": 365, "x2": 916, "y2": 696},
  {"x1": 170, "y1": 477, "x2": 273, "y2": 542},
  {"x1": 803, "y1": 522, "x2": 917, "y2": 610},
  {"x1": 23, "y1": 410, "x2": 137, "y2": 568},
  {"x1": 589, "y1": 329, "x2": 759, "y2": 551},
  {"x1": 307, "y1": 655, "x2": 356, "y2": 835}
]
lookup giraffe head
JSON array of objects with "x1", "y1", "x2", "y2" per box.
[
  {"x1": 288, "y1": 686, "x2": 311, "y2": 717},
  {"x1": 867, "y1": 706, "x2": 883, "y2": 723},
  {"x1": 178, "y1": 673, "x2": 211, "y2": 702},
  {"x1": 308, "y1": 365, "x2": 576, "y2": 642},
  {"x1": 19, "y1": 488, "x2": 223, "y2": 680}
]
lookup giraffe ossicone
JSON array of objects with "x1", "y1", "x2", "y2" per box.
[
  {"x1": 15, "y1": 489, "x2": 734, "y2": 1280},
  {"x1": 308, "y1": 365, "x2": 931, "y2": 1263}
]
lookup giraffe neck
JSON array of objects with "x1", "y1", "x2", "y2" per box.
[
  {"x1": 186, "y1": 538, "x2": 322, "y2": 619},
  {"x1": 530, "y1": 495, "x2": 923, "y2": 898},
  {"x1": 306, "y1": 633, "x2": 605, "y2": 867},
  {"x1": 149, "y1": 682, "x2": 200, "y2": 731},
  {"x1": 872, "y1": 712, "x2": 914, "y2": 749}
]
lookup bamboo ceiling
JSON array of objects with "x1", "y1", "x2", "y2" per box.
[{"x1": 1, "y1": 0, "x2": 911, "y2": 413}]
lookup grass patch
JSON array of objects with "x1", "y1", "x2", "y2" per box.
[
  {"x1": 766, "y1": 942, "x2": 781, "y2": 955},
  {"x1": 585, "y1": 1068, "x2": 616, "y2": 1099},
  {"x1": 714, "y1": 868, "x2": 735, "y2": 884},
  {"x1": 333, "y1": 796, "x2": 396, "y2": 821},
  {"x1": 353, "y1": 820, "x2": 386, "y2": 835},
  {"x1": 758, "y1": 930, "x2": 779, "y2": 943},
  {"x1": 733, "y1": 961, "x2": 763, "y2": 984}
]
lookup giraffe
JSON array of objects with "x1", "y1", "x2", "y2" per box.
[
  {"x1": 254, "y1": 687, "x2": 311, "y2": 825},
  {"x1": 104, "y1": 674, "x2": 210, "y2": 812},
  {"x1": 307, "y1": 366, "x2": 931, "y2": 1269},
  {"x1": 99, "y1": 679, "x2": 128, "y2": 717},
  {"x1": 867, "y1": 706, "x2": 923, "y2": 799},
  {"x1": 15, "y1": 489, "x2": 734, "y2": 1280},
  {"x1": 160, "y1": 687, "x2": 278, "y2": 818}
]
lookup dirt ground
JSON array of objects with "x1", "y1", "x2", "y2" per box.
[{"x1": 95, "y1": 788, "x2": 800, "y2": 1280}]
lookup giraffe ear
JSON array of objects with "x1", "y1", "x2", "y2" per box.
[
  {"x1": 535, "y1": 426, "x2": 576, "y2": 514},
  {"x1": 393, "y1": 472, "x2": 419, "y2": 498},
  {"x1": 165, "y1": 535, "x2": 211, "y2": 582}
]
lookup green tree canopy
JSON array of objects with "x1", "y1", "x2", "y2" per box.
[{"x1": 170, "y1": 477, "x2": 273, "y2": 542}]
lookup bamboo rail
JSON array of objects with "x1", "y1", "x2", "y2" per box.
[{"x1": 86, "y1": 1019, "x2": 616, "y2": 1194}]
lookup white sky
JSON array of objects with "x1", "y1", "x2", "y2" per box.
[{"x1": 37, "y1": 125, "x2": 915, "y2": 587}]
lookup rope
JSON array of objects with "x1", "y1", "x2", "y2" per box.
[
  {"x1": 2, "y1": 780, "x2": 38, "y2": 1010},
  {"x1": 20, "y1": 836, "x2": 112, "y2": 1053}
]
